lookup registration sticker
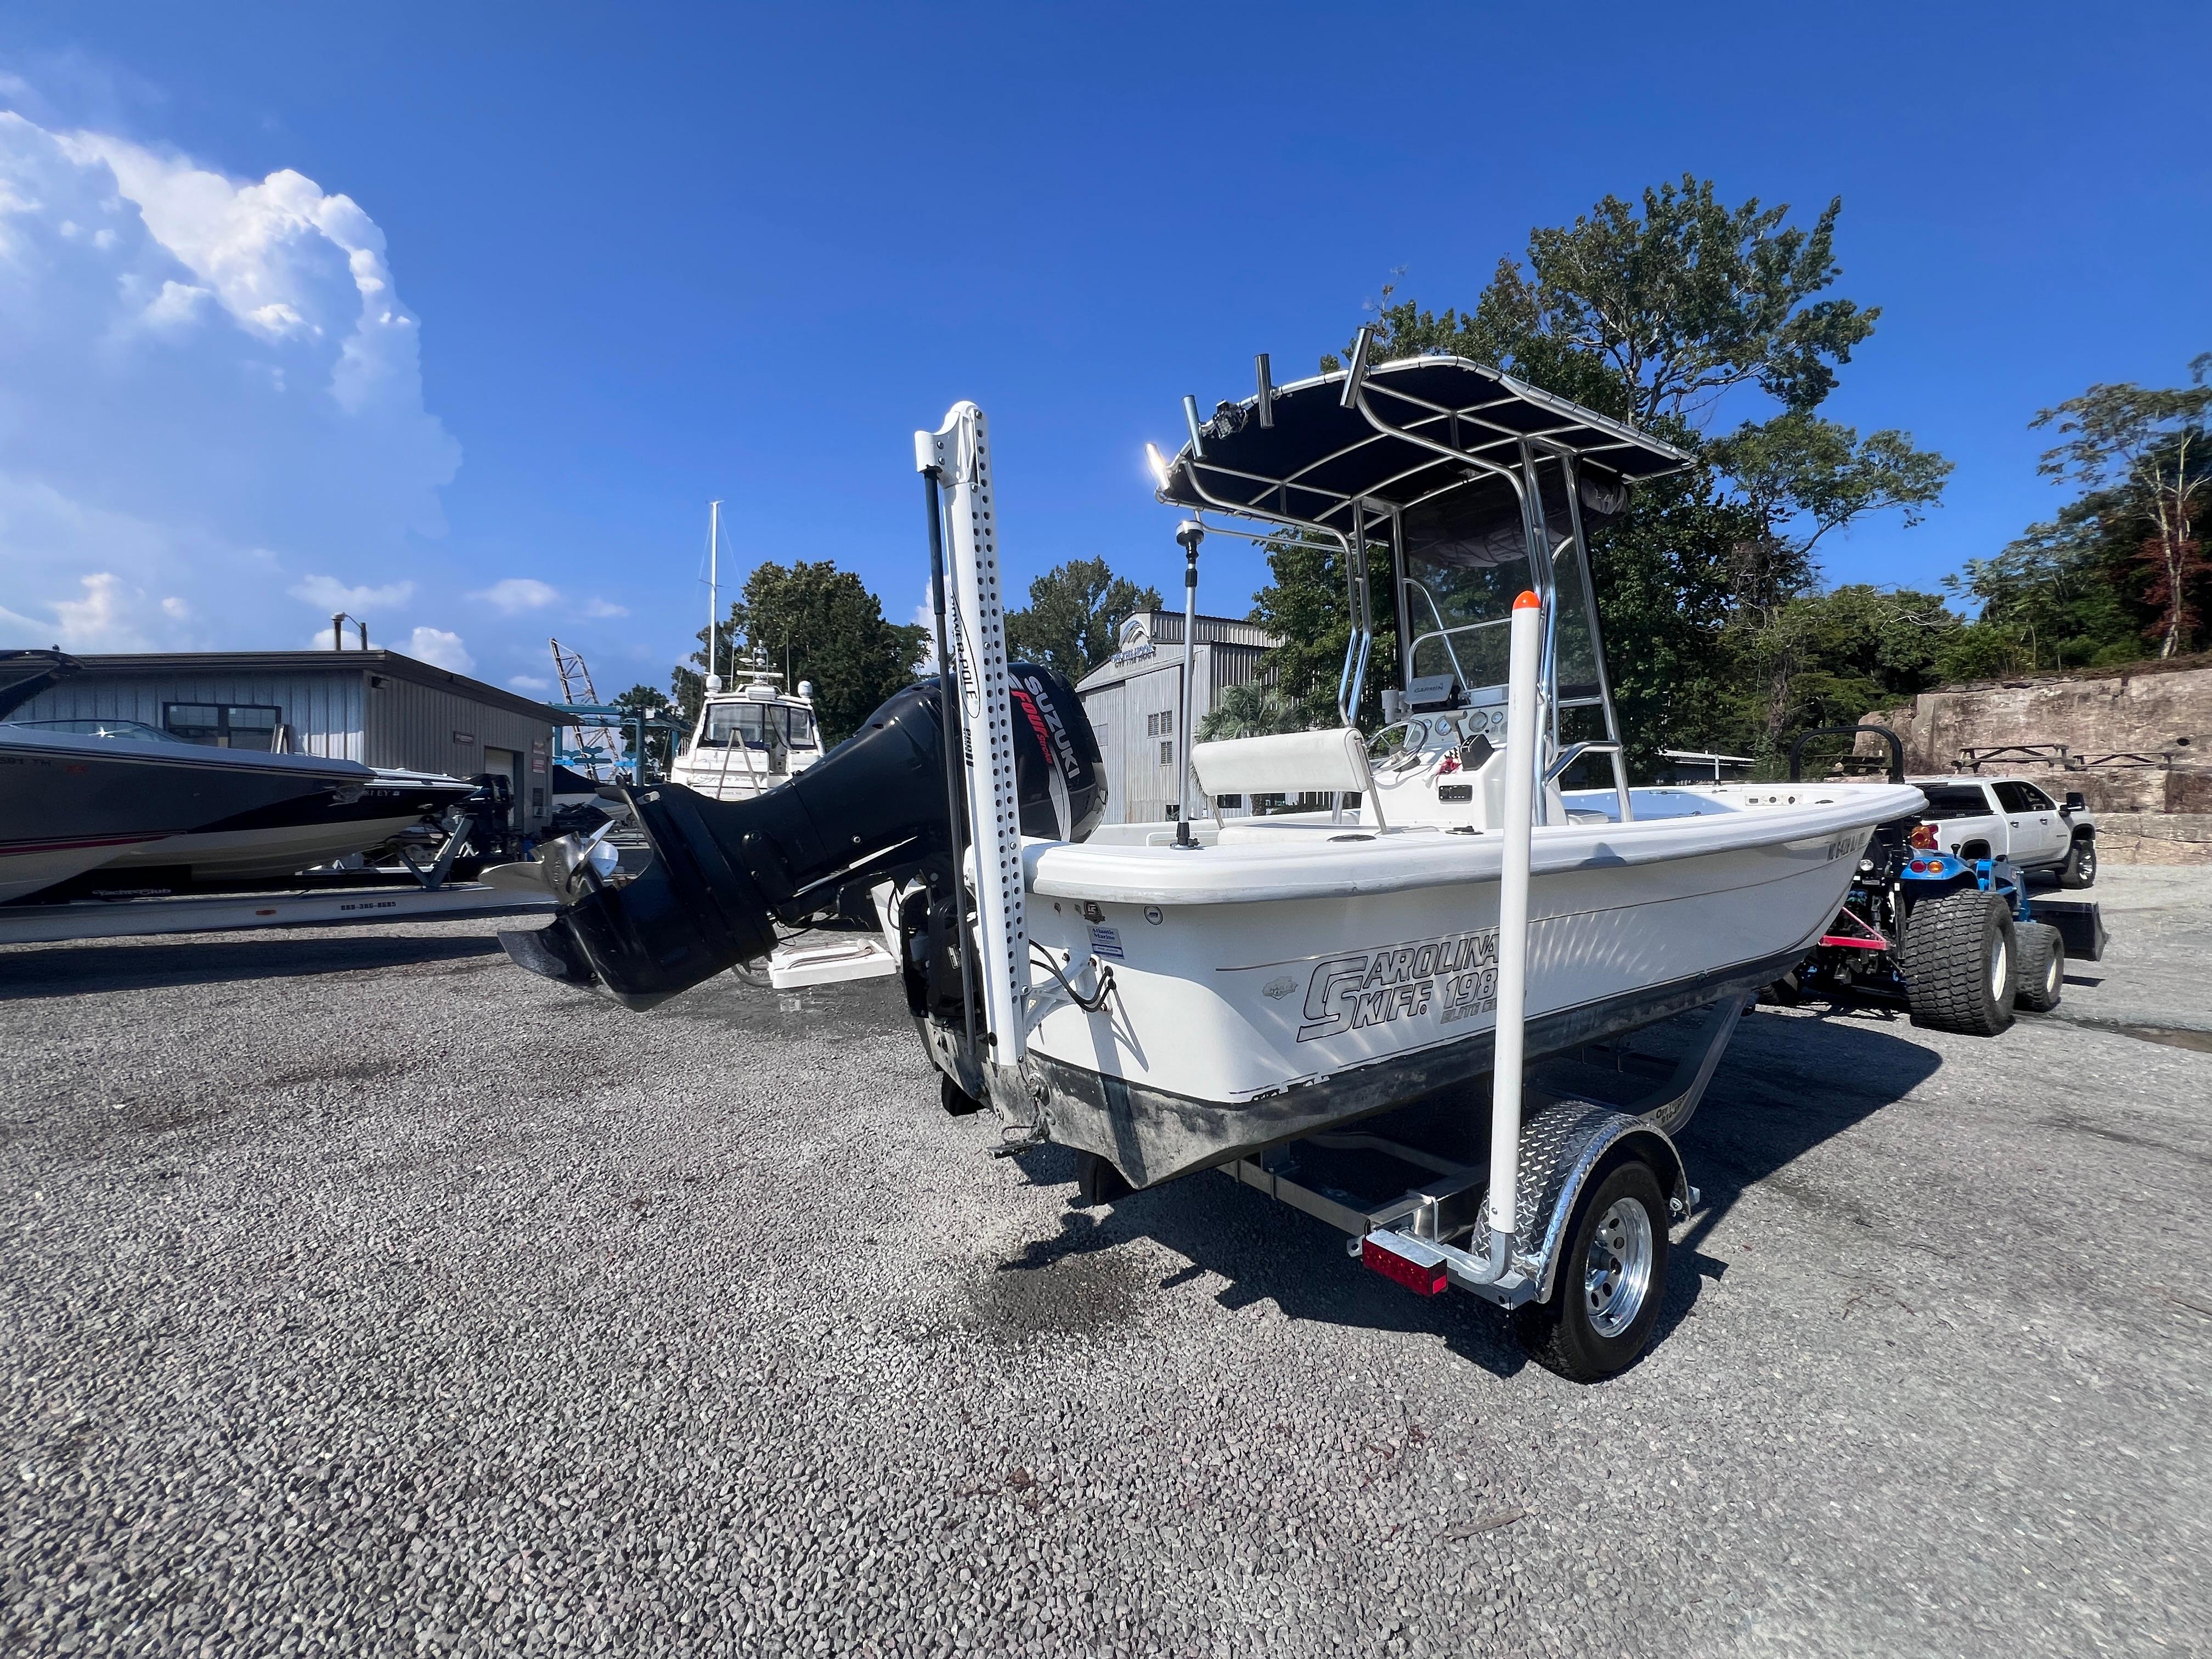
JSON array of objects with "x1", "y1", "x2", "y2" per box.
[{"x1": 1088, "y1": 926, "x2": 1125, "y2": 961}]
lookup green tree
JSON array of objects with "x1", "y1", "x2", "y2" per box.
[
  {"x1": 1004, "y1": 558, "x2": 1161, "y2": 682},
  {"x1": 669, "y1": 561, "x2": 925, "y2": 746},
  {"x1": 1327, "y1": 174, "x2": 1878, "y2": 427},
  {"x1": 1269, "y1": 177, "x2": 1942, "y2": 770},
  {"x1": 1723, "y1": 585, "x2": 1956, "y2": 766},
  {"x1": 1939, "y1": 502, "x2": 2146, "y2": 677},
  {"x1": 1197, "y1": 682, "x2": 1307, "y2": 742},
  {"x1": 1706, "y1": 411, "x2": 1953, "y2": 759},
  {"x1": 1249, "y1": 531, "x2": 1398, "y2": 729},
  {"x1": 2028, "y1": 363, "x2": 2212, "y2": 658}
]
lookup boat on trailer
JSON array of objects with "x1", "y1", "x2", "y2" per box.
[{"x1": 494, "y1": 337, "x2": 1922, "y2": 1377}]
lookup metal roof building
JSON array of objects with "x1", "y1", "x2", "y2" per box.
[
  {"x1": 10, "y1": 649, "x2": 562, "y2": 833},
  {"x1": 1073, "y1": 611, "x2": 1278, "y2": 825}
]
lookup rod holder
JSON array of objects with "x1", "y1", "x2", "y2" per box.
[{"x1": 1182, "y1": 394, "x2": 1206, "y2": 458}]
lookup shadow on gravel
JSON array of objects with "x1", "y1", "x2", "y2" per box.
[
  {"x1": 996, "y1": 1006, "x2": 1946, "y2": 1376},
  {"x1": 646, "y1": 974, "x2": 906, "y2": 1044},
  {"x1": 1670, "y1": 1007, "x2": 1943, "y2": 1257},
  {"x1": 998, "y1": 1145, "x2": 1529, "y2": 1374},
  {"x1": 0, "y1": 932, "x2": 505, "y2": 998}
]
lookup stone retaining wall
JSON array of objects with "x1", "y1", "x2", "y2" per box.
[{"x1": 1862, "y1": 655, "x2": 2212, "y2": 864}]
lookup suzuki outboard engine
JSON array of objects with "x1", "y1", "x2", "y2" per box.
[{"x1": 498, "y1": 663, "x2": 1103, "y2": 1009}]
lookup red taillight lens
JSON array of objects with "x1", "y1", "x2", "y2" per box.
[
  {"x1": 1909, "y1": 860, "x2": 1927, "y2": 872},
  {"x1": 1909, "y1": 823, "x2": 1938, "y2": 850},
  {"x1": 1362, "y1": 1236, "x2": 1448, "y2": 1296}
]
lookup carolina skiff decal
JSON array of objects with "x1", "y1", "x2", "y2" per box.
[
  {"x1": 1261, "y1": 975, "x2": 1297, "y2": 1001},
  {"x1": 1296, "y1": 926, "x2": 1500, "y2": 1042}
]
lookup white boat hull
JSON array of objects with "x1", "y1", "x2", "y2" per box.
[{"x1": 975, "y1": 787, "x2": 1920, "y2": 1186}]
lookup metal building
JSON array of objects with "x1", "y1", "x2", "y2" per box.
[
  {"x1": 12, "y1": 650, "x2": 561, "y2": 833},
  {"x1": 1073, "y1": 611, "x2": 1278, "y2": 825}
]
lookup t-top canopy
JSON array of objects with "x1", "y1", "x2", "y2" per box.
[{"x1": 1156, "y1": 354, "x2": 1692, "y2": 538}]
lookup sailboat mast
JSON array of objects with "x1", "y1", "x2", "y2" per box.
[{"x1": 708, "y1": 499, "x2": 723, "y2": 685}]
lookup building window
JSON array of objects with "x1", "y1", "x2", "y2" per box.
[
  {"x1": 1159, "y1": 740, "x2": 1173, "y2": 766},
  {"x1": 163, "y1": 702, "x2": 282, "y2": 750},
  {"x1": 1216, "y1": 794, "x2": 1244, "y2": 809},
  {"x1": 1145, "y1": 710, "x2": 1173, "y2": 737}
]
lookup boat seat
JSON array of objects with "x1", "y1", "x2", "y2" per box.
[{"x1": 1190, "y1": 728, "x2": 1387, "y2": 830}]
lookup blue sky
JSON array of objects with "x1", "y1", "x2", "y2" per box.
[{"x1": 2, "y1": 2, "x2": 2206, "y2": 696}]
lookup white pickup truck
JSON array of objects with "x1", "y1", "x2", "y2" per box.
[{"x1": 1910, "y1": 775, "x2": 2098, "y2": 888}]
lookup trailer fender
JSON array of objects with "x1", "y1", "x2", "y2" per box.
[{"x1": 1476, "y1": 1099, "x2": 1689, "y2": 1306}]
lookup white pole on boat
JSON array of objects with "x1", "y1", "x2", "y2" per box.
[
  {"x1": 1173, "y1": 519, "x2": 1204, "y2": 849},
  {"x1": 1483, "y1": 589, "x2": 1544, "y2": 1279}
]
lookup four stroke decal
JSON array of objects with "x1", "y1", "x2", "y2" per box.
[{"x1": 1295, "y1": 926, "x2": 1501, "y2": 1042}]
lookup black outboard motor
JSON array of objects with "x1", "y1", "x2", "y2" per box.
[{"x1": 499, "y1": 663, "x2": 1103, "y2": 1009}]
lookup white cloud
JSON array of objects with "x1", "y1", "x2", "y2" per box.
[
  {"x1": 0, "y1": 105, "x2": 458, "y2": 653},
  {"x1": 472, "y1": 577, "x2": 560, "y2": 614},
  {"x1": 507, "y1": 674, "x2": 552, "y2": 692},
  {"x1": 580, "y1": 597, "x2": 629, "y2": 618},
  {"x1": 289, "y1": 574, "x2": 416, "y2": 611},
  {"x1": 404, "y1": 626, "x2": 473, "y2": 673},
  {"x1": 910, "y1": 584, "x2": 940, "y2": 670}
]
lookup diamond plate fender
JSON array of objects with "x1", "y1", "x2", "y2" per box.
[{"x1": 1475, "y1": 1098, "x2": 1689, "y2": 1305}]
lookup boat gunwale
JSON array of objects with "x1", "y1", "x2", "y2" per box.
[{"x1": 1025, "y1": 783, "x2": 1927, "y2": 906}]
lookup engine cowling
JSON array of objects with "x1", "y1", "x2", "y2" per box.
[{"x1": 498, "y1": 662, "x2": 1103, "y2": 1008}]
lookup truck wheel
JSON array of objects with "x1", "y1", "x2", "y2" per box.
[
  {"x1": 1513, "y1": 1158, "x2": 1671, "y2": 1383},
  {"x1": 2058, "y1": 834, "x2": 2097, "y2": 889},
  {"x1": 2014, "y1": 922, "x2": 2065, "y2": 1012},
  {"x1": 1900, "y1": 888, "x2": 2017, "y2": 1036}
]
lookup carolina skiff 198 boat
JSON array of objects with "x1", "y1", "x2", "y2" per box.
[
  {"x1": 494, "y1": 339, "x2": 1922, "y2": 1378},
  {"x1": 0, "y1": 650, "x2": 477, "y2": 902}
]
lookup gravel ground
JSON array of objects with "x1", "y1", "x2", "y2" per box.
[{"x1": 3, "y1": 871, "x2": 2208, "y2": 1658}]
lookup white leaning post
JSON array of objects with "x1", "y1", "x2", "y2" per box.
[
  {"x1": 1484, "y1": 589, "x2": 1544, "y2": 1275},
  {"x1": 917, "y1": 403, "x2": 1029, "y2": 1068}
]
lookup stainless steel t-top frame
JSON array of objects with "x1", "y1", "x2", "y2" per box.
[{"x1": 1152, "y1": 335, "x2": 1693, "y2": 821}]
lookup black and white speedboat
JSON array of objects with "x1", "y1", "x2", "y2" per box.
[{"x1": 0, "y1": 650, "x2": 475, "y2": 902}]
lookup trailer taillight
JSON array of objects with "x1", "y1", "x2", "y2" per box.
[{"x1": 1362, "y1": 1234, "x2": 1448, "y2": 1296}]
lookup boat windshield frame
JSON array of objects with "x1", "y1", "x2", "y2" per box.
[
  {"x1": 693, "y1": 697, "x2": 819, "y2": 753},
  {"x1": 1152, "y1": 341, "x2": 1692, "y2": 819}
]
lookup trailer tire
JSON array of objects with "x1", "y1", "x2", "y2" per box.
[
  {"x1": 1513, "y1": 1158, "x2": 1671, "y2": 1383},
  {"x1": 939, "y1": 1074, "x2": 985, "y2": 1116},
  {"x1": 1900, "y1": 888, "x2": 2017, "y2": 1036},
  {"x1": 2058, "y1": 834, "x2": 2097, "y2": 889},
  {"x1": 2014, "y1": 921, "x2": 2065, "y2": 1013}
]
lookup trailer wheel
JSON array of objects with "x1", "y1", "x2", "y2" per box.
[
  {"x1": 1900, "y1": 888, "x2": 2017, "y2": 1036},
  {"x1": 939, "y1": 1074, "x2": 985, "y2": 1116},
  {"x1": 1513, "y1": 1158, "x2": 1671, "y2": 1383},
  {"x1": 2058, "y1": 834, "x2": 2097, "y2": 890},
  {"x1": 2014, "y1": 921, "x2": 2065, "y2": 1013}
]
